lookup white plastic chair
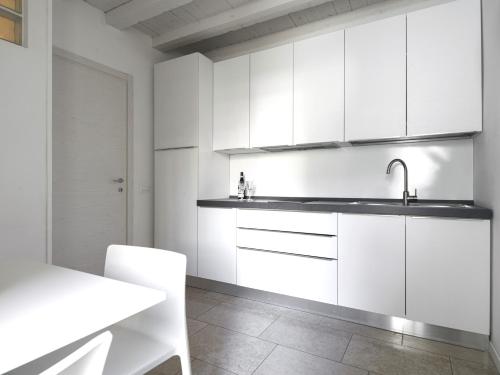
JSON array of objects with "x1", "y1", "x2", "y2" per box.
[
  {"x1": 102, "y1": 245, "x2": 191, "y2": 375},
  {"x1": 39, "y1": 331, "x2": 112, "y2": 375}
]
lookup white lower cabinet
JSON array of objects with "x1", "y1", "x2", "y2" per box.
[
  {"x1": 196, "y1": 207, "x2": 491, "y2": 335},
  {"x1": 338, "y1": 214, "x2": 405, "y2": 317},
  {"x1": 237, "y1": 248, "x2": 338, "y2": 305},
  {"x1": 198, "y1": 207, "x2": 236, "y2": 284},
  {"x1": 406, "y1": 217, "x2": 490, "y2": 334}
]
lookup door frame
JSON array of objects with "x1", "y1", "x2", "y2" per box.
[{"x1": 50, "y1": 47, "x2": 134, "y2": 263}]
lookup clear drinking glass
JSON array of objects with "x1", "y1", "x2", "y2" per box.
[{"x1": 246, "y1": 181, "x2": 256, "y2": 201}]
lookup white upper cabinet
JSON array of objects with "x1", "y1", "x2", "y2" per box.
[
  {"x1": 155, "y1": 54, "x2": 200, "y2": 149},
  {"x1": 294, "y1": 30, "x2": 345, "y2": 145},
  {"x1": 250, "y1": 44, "x2": 293, "y2": 148},
  {"x1": 406, "y1": 217, "x2": 490, "y2": 335},
  {"x1": 213, "y1": 55, "x2": 250, "y2": 151},
  {"x1": 338, "y1": 214, "x2": 405, "y2": 317},
  {"x1": 407, "y1": 0, "x2": 482, "y2": 136},
  {"x1": 408, "y1": 0, "x2": 482, "y2": 136},
  {"x1": 345, "y1": 15, "x2": 406, "y2": 141}
]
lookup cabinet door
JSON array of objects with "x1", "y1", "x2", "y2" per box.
[
  {"x1": 406, "y1": 217, "x2": 490, "y2": 334},
  {"x1": 250, "y1": 44, "x2": 293, "y2": 148},
  {"x1": 345, "y1": 15, "x2": 406, "y2": 141},
  {"x1": 213, "y1": 55, "x2": 250, "y2": 151},
  {"x1": 154, "y1": 149, "x2": 198, "y2": 276},
  {"x1": 155, "y1": 54, "x2": 199, "y2": 149},
  {"x1": 237, "y1": 248, "x2": 338, "y2": 305},
  {"x1": 338, "y1": 214, "x2": 405, "y2": 317},
  {"x1": 294, "y1": 30, "x2": 344, "y2": 144},
  {"x1": 407, "y1": 0, "x2": 481, "y2": 136},
  {"x1": 198, "y1": 207, "x2": 236, "y2": 283}
]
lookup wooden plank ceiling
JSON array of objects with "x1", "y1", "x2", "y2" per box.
[{"x1": 84, "y1": 0, "x2": 388, "y2": 53}]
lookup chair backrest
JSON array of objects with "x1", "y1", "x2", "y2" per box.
[
  {"x1": 39, "y1": 331, "x2": 112, "y2": 375},
  {"x1": 104, "y1": 245, "x2": 187, "y2": 346}
]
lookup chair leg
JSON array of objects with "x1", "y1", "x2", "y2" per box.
[{"x1": 179, "y1": 350, "x2": 191, "y2": 375}]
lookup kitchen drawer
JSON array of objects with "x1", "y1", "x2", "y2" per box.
[
  {"x1": 237, "y1": 248, "x2": 337, "y2": 304},
  {"x1": 237, "y1": 209, "x2": 337, "y2": 235},
  {"x1": 237, "y1": 228, "x2": 337, "y2": 259}
]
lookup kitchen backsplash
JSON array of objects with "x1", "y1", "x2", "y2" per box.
[{"x1": 229, "y1": 138, "x2": 473, "y2": 200}]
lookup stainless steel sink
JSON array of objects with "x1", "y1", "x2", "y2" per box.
[
  {"x1": 407, "y1": 202, "x2": 474, "y2": 209},
  {"x1": 348, "y1": 201, "x2": 402, "y2": 206}
]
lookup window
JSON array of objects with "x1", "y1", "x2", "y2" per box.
[{"x1": 0, "y1": 0, "x2": 23, "y2": 46}]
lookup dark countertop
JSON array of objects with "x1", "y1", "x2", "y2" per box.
[{"x1": 197, "y1": 196, "x2": 493, "y2": 220}]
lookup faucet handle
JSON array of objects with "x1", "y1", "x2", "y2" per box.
[{"x1": 411, "y1": 188, "x2": 418, "y2": 199}]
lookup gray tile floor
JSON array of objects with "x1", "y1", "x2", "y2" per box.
[{"x1": 147, "y1": 287, "x2": 499, "y2": 375}]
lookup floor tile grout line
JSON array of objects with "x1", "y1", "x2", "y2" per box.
[
  {"x1": 188, "y1": 322, "x2": 212, "y2": 340},
  {"x1": 340, "y1": 333, "x2": 353, "y2": 363},
  {"x1": 402, "y1": 341, "x2": 493, "y2": 365},
  {"x1": 449, "y1": 354, "x2": 455, "y2": 375},
  {"x1": 260, "y1": 313, "x2": 402, "y2": 348},
  {"x1": 268, "y1": 342, "x2": 372, "y2": 374},
  {"x1": 186, "y1": 292, "x2": 228, "y2": 320},
  {"x1": 403, "y1": 332, "x2": 489, "y2": 352},
  {"x1": 189, "y1": 353, "x2": 239, "y2": 375},
  {"x1": 199, "y1": 321, "x2": 281, "y2": 342},
  {"x1": 250, "y1": 343, "x2": 278, "y2": 375},
  {"x1": 201, "y1": 359, "x2": 240, "y2": 375},
  {"x1": 256, "y1": 312, "x2": 282, "y2": 339}
]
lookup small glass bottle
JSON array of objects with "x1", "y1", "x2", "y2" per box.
[{"x1": 237, "y1": 172, "x2": 245, "y2": 200}]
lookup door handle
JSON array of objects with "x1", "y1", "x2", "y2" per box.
[{"x1": 113, "y1": 178, "x2": 124, "y2": 183}]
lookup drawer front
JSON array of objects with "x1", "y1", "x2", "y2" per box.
[
  {"x1": 237, "y1": 228, "x2": 337, "y2": 259},
  {"x1": 237, "y1": 248, "x2": 338, "y2": 305},
  {"x1": 237, "y1": 209, "x2": 337, "y2": 235}
]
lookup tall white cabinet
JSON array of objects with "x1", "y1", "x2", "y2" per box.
[
  {"x1": 250, "y1": 44, "x2": 293, "y2": 148},
  {"x1": 213, "y1": 55, "x2": 250, "y2": 151},
  {"x1": 154, "y1": 53, "x2": 229, "y2": 276},
  {"x1": 293, "y1": 30, "x2": 345, "y2": 145},
  {"x1": 338, "y1": 214, "x2": 405, "y2": 317},
  {"x1": 406, "y1": 217, "x2": 490, "y2": 334},
  {"x1": 407, "y1": 0, "x2": 482, "y2": 136},
  {"x1": 345, "y1": 15, "x2": 406, "y2": 141}
]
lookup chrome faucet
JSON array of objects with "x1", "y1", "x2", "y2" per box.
[{"x1": 386, "y1": 159, "x2": 417, "y2": 206}]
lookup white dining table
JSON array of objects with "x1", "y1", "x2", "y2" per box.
[{"x1": 0, "y1": 259, "x2": 166, "y2": 374}]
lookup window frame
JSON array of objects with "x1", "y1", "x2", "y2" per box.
[{"x1": 0, "y1": 0, "x2": 24, "y2": 47}]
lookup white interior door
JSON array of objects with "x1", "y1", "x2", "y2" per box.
[{"x1": 52, "y1": 53, "x2": 128, "y2": 275}]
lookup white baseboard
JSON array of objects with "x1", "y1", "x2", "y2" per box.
[{"x1": 490, "y1": 341, "x2": 500, "y2": 372}]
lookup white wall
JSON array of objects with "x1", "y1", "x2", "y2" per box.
[
  {"x1": 474, "y1": 0, "x2": 500, "y2": 368},
  {"x1": 230, "y1": 139, "x2": 473, "y2": 200},
  {"x1": 53, "y1": 0, "x2": 167, "y2": 246},
  {"x1": 0, "y1": 0, "x2": 52, "y2": 261}
]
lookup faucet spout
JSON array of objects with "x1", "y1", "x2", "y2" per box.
[{"x1": 386, "y1": 158, "x2": 417, "y2": 205}]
